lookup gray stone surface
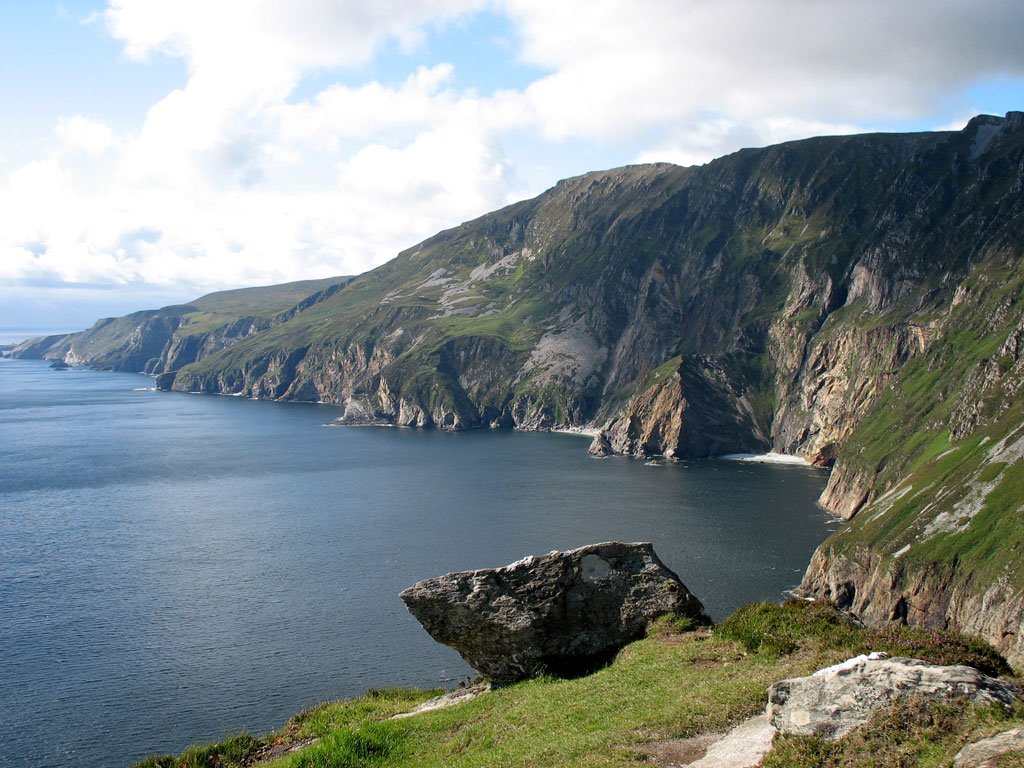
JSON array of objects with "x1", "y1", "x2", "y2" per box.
[
  {"x1": 954, "y1": 726, "x2": 1024, "y2": 767},
  {"x1": 689, "y1": 715, "x2": 775, "y2": 768},
  {"x1": 768, "y1": 655, "x2": 1018, "y2": 740},
  {"x1": 400, "y1": 541, "x2": 707, "y2": 684}
]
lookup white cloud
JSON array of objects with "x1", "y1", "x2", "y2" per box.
[
  {"x1": 3, "y1": 0, "x2": 1023, "y2": 329},
  {"x1": 506, "y1": 0, "x2": 1024, "y2": 140},
  {"x1": 635, "y1": 117, "x2": 863, "y2": 167},
  {"x1": 1, "y1": 1, "x2": 517, "y2": 303},
  {"x1": 104, "y1": 0, "x2": 487, "y2": 88},
  {"x1": 56, "y1": 116, "x2": 118, "y2": 155}
]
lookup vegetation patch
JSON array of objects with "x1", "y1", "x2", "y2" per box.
[
  {"x1": 718, "y1": 600, "x2": 1012, "y2": 676},
  {"x1": 765, "y1": 697, "x2": 1024, "y2": 768},
  {"x1": 136, "y1": 602, "x2": 1018, "y2": 768}
]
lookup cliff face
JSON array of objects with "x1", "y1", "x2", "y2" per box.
[
  {"x1": 798, "y1": 274, "x2": 1024, "y2": 665},
  {"x1": 14, "y1": 278, "x2": 350, "y2": 377},
  {"x1": 130, "y1": 116, "x2": 1023, "y2": 460},
  {"x1": 16, "y1": 113, "x2": 1024, "y2": 663},
  {"x1": 589, "y1": 356, "x2": 768, "y2": 458}
]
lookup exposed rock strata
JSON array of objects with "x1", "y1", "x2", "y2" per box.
[
  {"x1": 399, "y1": 542, "x2": 708, "y2": 684},
  {"x1": 589, "y1": 357, "x2": 768, "y2": 459},
  {"x1": 801, "y1": 546, "x2": 1024, "y2": 670}
]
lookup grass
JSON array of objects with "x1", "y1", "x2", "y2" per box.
[
  {"x1": 135, "y1": 602, "x2": 1020, "y2": 768},
  {"x1": 765, "y1": 697, "x2": 1024, "y2": 768},
  {"x1": 718, "y1": 600, "x2": 1011, "y2": 676}
]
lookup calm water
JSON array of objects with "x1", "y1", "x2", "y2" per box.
[{"x1": 0, "y1": 359, "x2": 834, "y2": 768}]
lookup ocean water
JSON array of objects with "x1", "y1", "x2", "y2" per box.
[{"x1": 0, "y1": 358, "x2": 834, "y2": 768}]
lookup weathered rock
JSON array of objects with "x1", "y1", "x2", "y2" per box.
[
  {"x1": 688, "y1": 715, "x2": 776, "y2": 768},
  {"x1": 591, "y1": 357, "x2": 768, "y2": 460},
  {"x1": 800, "y1": 542, "x2": 1024, "y2": 671},
  {"x1": 954, "y1": 726, "x2": 1024, "y2": 767},
  {"x1": 768, "y1": 655, "x2": 1018, "y2": 740},
  {"x1": 399, "y1": 542, "x2": 708, "y2": 684}
]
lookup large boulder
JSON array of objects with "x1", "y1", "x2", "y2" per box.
[
  {"x1": 768, "y1": 655, "x2": 1018, "y2": 740},
  {"x1": 400, "y1": 541, "x2": 708, "y2": 684}
]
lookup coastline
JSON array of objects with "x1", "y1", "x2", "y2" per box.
[
  {"x1": 719, "y1": 452, "x2": 810, "y2": 466},
  {"x1": 550, "y1": 426, "x2": 601, "y2": 438}
]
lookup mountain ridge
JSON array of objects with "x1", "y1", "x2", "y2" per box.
[{"x1": 15, "y1": 111, "x2": 1024, "y2": 664}]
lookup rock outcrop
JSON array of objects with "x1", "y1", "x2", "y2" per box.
[
  {"x1": 767, "y1": 655, "x2": 1018, "y2": 740},
  {"x1": 954, "y1": 726, "x2": 1024, "y2": 768},
  {"x1": 399, "y1": 542, "x2": 708, "y2": 684},
  {"x1": 589, "y1": 357, "x2": 768, "y2": 459}
]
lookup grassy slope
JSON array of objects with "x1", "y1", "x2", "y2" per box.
[
  {"x1": 177, "y1": 277, "x2": 350, "y2": 336},
  {"x1": 812, "y1": 258, "x2": 1024, "y2": 594},
  {"x1": 135, "y1": 604, "x2": 1022, "y2": 768}
]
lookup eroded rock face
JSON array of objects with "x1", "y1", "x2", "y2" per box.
[
  {"x1": 589, "y1": 357, "x2": 768, "y2": 460},
  {"x1": 768, "y1": 655, "x2": 1018, "y2": 740},
  {"x1": 399, "y1": 542, "x2": 708, "y2": 684}
]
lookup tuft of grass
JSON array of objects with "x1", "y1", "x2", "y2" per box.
[
  {"x1": 291, "y1": 722, "x2": 405, "y2": 768},
  {"x1": 716, "y1": 600, "x2": 862, "y2": 656},
  {"x1": 646, "y1": 612, "x2": 706, "y2": 636},
  {"x1": 133, "y1": 757, "x2": 176, "y2": 768},
  {"x1": 284, "y1": 689, "x2": 442, "y2": 741},
  {"x1": 865, "y1": 624, "x2": 1013, "y2": 677},
  {"x1": 716, "y1": 600, "x2": 1011, "y2": 675},
  {"x1": 133, "y1": 733, "x2": 262, "y2": 768}
]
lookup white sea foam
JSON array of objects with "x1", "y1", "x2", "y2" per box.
[
  {"x1": 719, "y1": 452, "x2": 809, "y2": 466},
  {"x1": 551, "y1": 426, "x2": 600, "y2": 438}
]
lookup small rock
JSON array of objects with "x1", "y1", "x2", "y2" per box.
[
  {"x1": 954, "y1": 726, "x2": 1024, "y2": 767},
  {"x1": 400, "y1": 542, "x2": 708, "y2": 684},
  {"x1": 588, "y1": 431, "x2": 612, "y2": 457},
  {"x1": 768, "y1": 656, "x2": 1018, "y2": 740},
  {"x1": 390, "y1": 683, "x2": 490, "y2": 720}
]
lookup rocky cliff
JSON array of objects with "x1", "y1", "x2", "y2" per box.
[
  {"x1": 14, "y1": 277, "x2": 350, "y2": 376},
  {"x1": 16, "y1": 112, "x2": 1024, "y2": 665}
]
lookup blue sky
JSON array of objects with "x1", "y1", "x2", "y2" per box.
[{"x1": 1, "y1": 0, "x2": 1022, "y2": 334}]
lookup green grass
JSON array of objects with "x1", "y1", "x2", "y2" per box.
[
  {"x1": 262, "y1": 629, "x2": 821, "y2": 768},
  {"x1": 136, "y1": 602, "x2": 1018, "y2": 768},
  {"x1": 718, "y1": 601, "x2": 1010, "y2": 675},
  {"x1": 133, "y1": 733, "x2": 262, "y2": 768}
]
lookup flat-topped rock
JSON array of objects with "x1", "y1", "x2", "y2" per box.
[
  {"x1": 768, "y1": 655, "x2": 1018, "y2": 740},
  {"x1": 400, "y1": 542, "x2": 708, "y2": 684}
]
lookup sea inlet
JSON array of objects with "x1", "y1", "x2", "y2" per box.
[{"x1": 0, "y1": 358, "x2": 833, "y2": 767}]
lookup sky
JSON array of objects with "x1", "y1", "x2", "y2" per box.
[{"x1": 1, "y1": 0, "x2": 1022, "y2": 334}]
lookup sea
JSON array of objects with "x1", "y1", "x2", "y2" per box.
[
  {"x1": 0, "y1": 357, "x2": 835, "y2": 768},
  {"x1": 0, "y1": 330, "x2": 72, "y2": 346}
]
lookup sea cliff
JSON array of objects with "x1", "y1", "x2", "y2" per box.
[{"x1": 16, "y1": 112, "x2": 1024, "y2": 665}]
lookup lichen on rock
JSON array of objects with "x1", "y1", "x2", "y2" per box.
[{"x1": 400, "y1": 542, "x2": 708, "y2": 684}]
